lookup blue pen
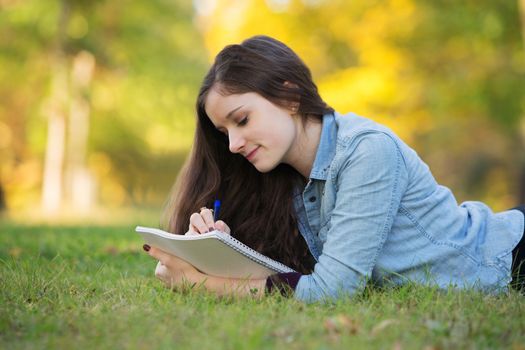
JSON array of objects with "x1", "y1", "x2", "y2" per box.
[{"x1": 213, "y1": 199, "x2": 221, "y2": 221}]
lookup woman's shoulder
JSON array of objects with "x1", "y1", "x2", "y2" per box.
[
  {"x1": 333, "y1": 112, "x2": 397, "y2": 142},
  {"x1": 332, "y1": 112, "x2": 402, "y2": 153},
  {"x1": 326, "y1": 112, "x2": 412, "y2": 173}
]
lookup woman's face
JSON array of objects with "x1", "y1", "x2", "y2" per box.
[{"x1": 204, "y1": 85, "x2": 299, "y2": 173}]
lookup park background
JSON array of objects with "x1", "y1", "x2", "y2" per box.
[
  {"x1": 1, "y1": 0, "x2": 525, "y2": 223},
  {"x1": 2, "y1": 1, "x2": 525, "y2": 349}
]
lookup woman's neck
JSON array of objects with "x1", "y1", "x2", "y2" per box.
[{"x1": 285, "y1": 117, "x2": 323, "y2": 179}]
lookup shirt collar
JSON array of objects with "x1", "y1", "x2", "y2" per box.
[{"x1": 308, "y1": 112, "x2": 337, "y2": 180}]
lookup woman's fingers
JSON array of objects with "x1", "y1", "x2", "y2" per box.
[
  {"x1": 147, "y1": 246, "x2": 174, "y2": 267},
  {"x1": 155, "y1": 261, "x2": 169, "y2": 280},
  {"x1": 189, "y1": 212, "x2": 209, "y2": 234},
  {"x1": 147, "y1": 248, "x2": 202, "y2": 290},
  {"x1": 187, "y1": 208, "x2": 226, "y2": 234},
  {"x1": 215, "y1": 220, "x2": 231, "y2": 234},
  {"x1": 199, "y1": 208, "x2": 216, "y2": 231},
  {"x1": 154, "y1": 259, "x2": 178, "y2": 289}
]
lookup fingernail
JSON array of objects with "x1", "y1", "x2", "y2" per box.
[{"x1": 143, "y1": 244, "x2": 150, "y2": 252}]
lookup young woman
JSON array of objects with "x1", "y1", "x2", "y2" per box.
[{"x1": 143, "y1": 35, "x2": 525, "y2": 303}]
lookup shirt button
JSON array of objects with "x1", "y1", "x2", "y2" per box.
[{"x1": 309, "y1": 196, "x2": 316, "y2": 202}]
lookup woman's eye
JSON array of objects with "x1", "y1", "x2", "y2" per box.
[{"x1": 237, "y1": 116, "x2": 249, "y2": 126}]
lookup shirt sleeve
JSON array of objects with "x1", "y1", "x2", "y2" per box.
[
  {"x1": 294, "y1": 132, "x2": 409, "y2": 303},
  {"x1": 265, "y1": 272, "x2": 302, "y2": 296}
]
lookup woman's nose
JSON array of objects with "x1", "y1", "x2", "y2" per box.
[{"x1": 228, "y1": 132, "x2": 245, "y2": 154}]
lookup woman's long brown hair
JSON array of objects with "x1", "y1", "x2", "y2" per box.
[{"x1": 162, "y1": 36, "x2": 334, "y2": 274}]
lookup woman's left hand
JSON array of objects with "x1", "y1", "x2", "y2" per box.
[
  {"x1": 144, "y1": 245, "x2": 267, "y2": 298},
  {"x1": 146, "y1": 246, "x2": 205, "y2": 290}
]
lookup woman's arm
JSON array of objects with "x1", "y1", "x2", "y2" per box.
[
  {"x1": 146, "y1": 245, "x2": 266, "y2": 298},
  {"x1": 294, "y1": 132, "x2": 409, "y2": 302},
  {"x1": 145, "y1": 208, "x2": 268, "y2": 298}
]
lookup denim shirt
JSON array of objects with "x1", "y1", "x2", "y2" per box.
[{"x1": 294, "y1": 112, "x2": 524, "y2": 303}]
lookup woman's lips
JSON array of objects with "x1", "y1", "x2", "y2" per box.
[{"x1": 245, "y1": 146, "x2": 260, "y2": 161}]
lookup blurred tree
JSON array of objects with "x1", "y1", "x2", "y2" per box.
[
  {"x1": 0, "y1": 0, "x2": 53, "y2": 210},
  {"x1": 0, "y1": 0, "x2": 208, "y2": 213},
  {"x1": 401, "y1": 0, "x2": 525, "y2": 207},
  {"x1": 65, "y1": 50, "x2": 96, "y2": 213},
  {"x1": 83, "y1": 0, "x2": 208, "y2": 207},
  {"x1": 41, "y1": 0, "x2": 72, "y2": 214},
  {"x1": 197, "y1": 0, "x2": 524, "y2": 209},
  {"x1": 1, "y1": 0, "x2": 523, "y2": 215}
]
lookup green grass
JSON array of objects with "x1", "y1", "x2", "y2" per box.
[{"x1": 1, "y1": 223, "x2": 524, "y2": 349}]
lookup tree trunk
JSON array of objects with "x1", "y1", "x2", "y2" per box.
[
  {"x1": 41, "y1": 0, "x2": 70, "y2": 214},
  {"x1": 41, "y1": 99, "x2": 66, "y2": 213},
  {"x1": 0, "y1": 182, "x2": 6, "y2": 211},
  {"x1": 65, "y1": 50, "x2": 96, "y2": 213}
]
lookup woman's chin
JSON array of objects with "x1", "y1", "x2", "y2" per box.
[{"x1": 253, "y1": 161, "x2": 278, "y2": 173}]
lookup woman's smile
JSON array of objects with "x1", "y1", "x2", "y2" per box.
[{"x1": 245, "y1": 146, "x2": 260, "y2": 161}]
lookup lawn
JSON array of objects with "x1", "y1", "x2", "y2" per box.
[{"x1": 1, "y1": 222, "x2": 524, "y2": 349}]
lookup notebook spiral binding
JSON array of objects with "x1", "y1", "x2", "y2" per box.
[{"x1": 219, "y1": 232, "x2": 296, "y2": 274}]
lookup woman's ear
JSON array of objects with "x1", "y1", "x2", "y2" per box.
[
  {"x1": 283, "y1": 81, "x2": 300, "y2": 113},
  {"x1": 290, "y1": 102, "x2": 299, "y2": 114}
]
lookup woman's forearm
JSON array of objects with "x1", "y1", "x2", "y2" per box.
[{"x1": 201, "y1": 274, "x2": 266, "y2": 298}]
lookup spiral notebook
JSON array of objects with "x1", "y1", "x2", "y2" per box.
[{"x1": 135, "y1": 226, "x2": 295, "y2": 279}]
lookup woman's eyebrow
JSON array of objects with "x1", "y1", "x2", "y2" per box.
[{"x1": 224, "y1": 105, "x2": 243, "y2": 120}]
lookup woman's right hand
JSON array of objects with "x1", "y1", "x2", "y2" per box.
[{"x1": 186, "y1": 207, "x2": 231, "y2": 235}]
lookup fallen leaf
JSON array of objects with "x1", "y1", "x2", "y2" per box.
[{"x1": 324, "y1": 314, "x2": 360, "y2": 335}]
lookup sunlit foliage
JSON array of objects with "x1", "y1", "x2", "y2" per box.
[{"x1": 0, "y1": 0, "x2": 523, "y2": 215}]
